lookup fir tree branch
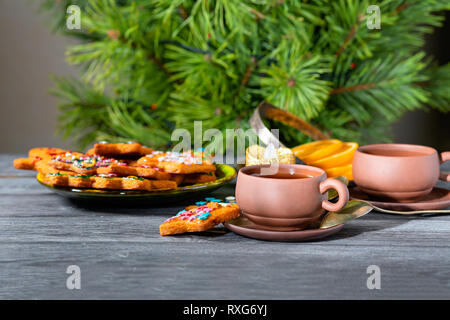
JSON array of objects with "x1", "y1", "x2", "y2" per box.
[
  {"x1": 394, "y1": 2, "x2": 410, "y2": 14},
  {"x1": 250, "y1": 8, "x2": 266, "y2": 20},
  {"x1": 236, "y1": 56, "x2": 257, "y2": 95},
  {"x1": 329, "y1": 53, "x2": 429, "y2": 124},
  {"x1": 335, "y1": 13, "x2": 366, "y2": 57},
  {"x1": 330, "y1": 83, "x2": 375, "y2": 94},
  {"x1": 113, "y1": 32, "x2": 174, "y2": 77},
  {"x1": 147, "y1": 53, "x2": 172, "y2": 77}
]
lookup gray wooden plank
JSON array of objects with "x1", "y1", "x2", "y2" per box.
[{"x1": 0, "y1": 241, "x2": 448, "y2": 299}]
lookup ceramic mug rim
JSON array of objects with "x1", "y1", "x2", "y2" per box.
[
  {"x1": 356, "y1": 143, "x2": 437, "y2": 159},
  {"x1": 239, "y1": 163, "x2": 326, "y2": 181}
]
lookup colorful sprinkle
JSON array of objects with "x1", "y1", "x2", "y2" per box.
[
  {"x1": 53, "y1": 152, "x2": 120, "y2": 169},
  {"x1": 146, "y1": 150, "x2": 212, "y2": 165},
  {"x1": 164, "y1": 202, "x2": 231, "y2": 223},
  {"x1": 98, "y1": 173, "x2": 119, "y2": 178},
  {"x1": 176, "y1": 210, "x2": 186, "y2": 216},
  {"x1": 48, "y1": 172, "x2": 143, "y2": 181},
  {"x1": 197, "y1": 212, "x2": 211, "y2": 220}
]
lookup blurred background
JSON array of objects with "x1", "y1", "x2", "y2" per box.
[{"x1": 0, "y1": 1, "x2": 448, "y2": 154}]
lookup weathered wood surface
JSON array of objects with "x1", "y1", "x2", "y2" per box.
[{"x1": 0, "y1": 154, "x2": 449, "y2": 299}]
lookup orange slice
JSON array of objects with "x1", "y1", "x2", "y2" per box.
[
  {"x1": 292, "y1": 139, "x2": 343, "y2": 163},
  {"x1": 309, "y1": 142, "x2": 358, "y2": 169},
  {"x1": 325, "y1": 164, "x2": 353, "y2": 180}
]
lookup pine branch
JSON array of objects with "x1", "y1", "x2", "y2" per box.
[
  {"x1": 330, "y1": 83, "x2": 375, "y2": 94},
  {"x1": 147, "y1": 53, "x2": 172, "y2": 77},
  {"x1": 370, "y1": 0, "x2": 450, "y2": 54},
  {"x1": 107, "y1": 29, "x2": 174, "y2": 77},
  {"x1": 329, "y1": 53, "x2": 429, "y2": 124},
  {"x1": 49, "y1": 76, "x2": 111, "y2": 148},
  {"x1": 234, "y1": 56, "x2": 257, "y2": 101},
  {"x1": 256, "y1": 40, "x2": 332, "y2": 120},
  {"x1": 421, "y1": 62, "x2": 450, "y2": 112},
  {"x1": 335, "y1": 13, "x2": 365, "y2": 57}
]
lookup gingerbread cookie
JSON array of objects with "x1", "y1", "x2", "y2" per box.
[
  {"x1": 35, "y1": 161, "x2": 74, "y2": 175},
  {"x1": 29, "y1": 147, "x2": 67, "y2": 160},
  {"x1": 137, "y1": 150, "x2": 216, "y2": 174},
  {"x1": 14, "y1": 147, "x2": 68, "y2": 171},
  {"x1": 13, "y1": 157, "x2": 37, "y2": 170},
  {"x1": 48, "y1": 152, "x2": 126, "y2": 175},
  {"x1": 42, "y1": 172, "x2": 177, "y2": 191},
  {"x1": 183, "y1": 196, "x2": 236, "y2": 210},
  {"x1": 49, "y1": 152, "x2": 177, "y2": 180},
  {"x1": 89, "y1": 142, "x2": 154, "y2": 158},
  {"x1": 96, "y1": 163, "x2": 172, "y2": 180},
  {"x1": 160, "y1": 201, "x2": 240, "y2": 236},
  {"x1": 43, "y1": 173, "x2": 149, "y2": 190},
  {"x1": 169, "y1": 174, "x2": 185, "y2": 185},
  {"x1": 180, "y1": 172, "x2": 217, "y2": 185},
  {"x1": 167, "y1": 172, "x2": 216, "y2": 186},
  {"x1": 148, "y1": 179, "x2": 178, "y2": 190}
]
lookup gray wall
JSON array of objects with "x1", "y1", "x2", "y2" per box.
[
  {"x1": 0, "y1": 0, "x2": 76, "y2": 153},
  {"x1": 0, "y1": 1, "x2": 448, "y2": 154}
]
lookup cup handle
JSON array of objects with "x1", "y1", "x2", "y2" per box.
[
  {"x1": 319, "y1": 178, "x2": 349, "y2": 212},
  {"x1": 439, "y1": 152, "x2": 450, "y2": 182}
]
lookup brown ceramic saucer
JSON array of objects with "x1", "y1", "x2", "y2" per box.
[
  {"x1": 224, "y1": 215, "x2": 343, "y2": 242},
  {"x1": 349, "y1": 185, "x2": 450, "y2": 212}
]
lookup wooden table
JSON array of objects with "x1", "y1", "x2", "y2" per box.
[{"x1": 1, "y1": 154, "x2": 449, "y2": 299}]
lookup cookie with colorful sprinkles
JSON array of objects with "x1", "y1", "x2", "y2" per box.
[
  {"x1": 13, "y1": 157, "x2": 39, "y2": 170},
  {"x1": 96, "y1": 163, "x2": 173, "y2": 180},
  {"x1": 28, "y1": 147, "x2": 68, "y2": 160},
  {"x1": 179, "y1": 172, "x2": 217, "y2": 185},
  {"x1": 14, "y1": 147, "x2": 222, "y2": 193},
  {"x1": 14, "y1": 147, "x2": 68, "y2": 171},
  {"x1": 88, "y1": 142, "x2": 154, "y2": 158},
  {"x1": 48, "y1": 152, "x2": 127, "y2": 175},
  {"x1": 35, "y1": 161, "x2": 75, "y2": 175},
  {"x1": 166, "y1": 172, "x2": 217, "y2": 186},
  {"x1": 137, "y1": 150, "x2": 216, "y2": 174},
  {"x1": 160, "y1": 201, "x2": 240, "y2": 236},
  {"x1": 42, "y1": 172, "x2": 177, "y2": 191},
  {"x1": 48, "y1": 151, "x2": 181, "y2": 181}
]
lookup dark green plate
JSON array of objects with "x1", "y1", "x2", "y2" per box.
[{"x1": 37, "y1": 164, "x2": 236, "y2": 204}]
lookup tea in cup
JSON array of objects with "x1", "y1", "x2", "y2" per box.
[{"x1": 235, "y1": 164, "x2": 349, "y2": 231}]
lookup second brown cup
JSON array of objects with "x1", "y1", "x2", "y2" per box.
[
  {"x1": 235, "y1": 164, "x2": 349, "y2": 231},
  {"x1": 352, "y1": 143, "x2": 450, "y2": 201}
]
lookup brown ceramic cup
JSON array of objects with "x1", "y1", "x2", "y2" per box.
[
  {"x1": 235, "y1": 164, "x2": 349, "y2": 231},
  {"x1": 353, "y1": 143, "x2": 450, "y2": 201}
]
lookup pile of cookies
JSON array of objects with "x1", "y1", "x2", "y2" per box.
[{"x1": 13, "y1": 143, "x2": 217, "y2": 192}]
